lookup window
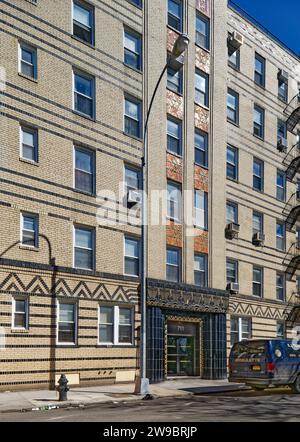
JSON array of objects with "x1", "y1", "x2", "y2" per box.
[
  {"x1": 253, "y1": 105, "x2": 265, "y2": 139},
  {"x1": 167, "y1": 181, "x2": 182, "y2": 221},
  {"x1": 128, "y1": 0, "x2": 142, "y2": 6},
  {"x1": 124, "y1": 237, "x2": 140, "y2": 276},
  {"x1": 276, "y1": 222, "x2": 285, "y2": 251},
  {"x1": 278, "y1": 78, "x2": 288, "y2": 103},
  {"x1": 124, "y1": 96, "x2": 142, "y2": 138},
  {"x1": 278, "y1": 119, "x2": 287, "y2": 141},
  {"x1": 195, "y1": 129, "x2": 208, "y2": 167},
  {"x1": 124, "y1": 29, "x2": 142, "y2": 71},
  {"x1": 166, "y1": 247, "x2": 181, "y2": 283},
  {"x1": 73, "y1": 70, "x2": 94, "y2": 118},
  {"x1": 21, "y1": 213, "x2": 38, "y2": 247},
  {"x1": 227, "y1": 89, "x2": 239, "y2": 124},
  {"x1": 167, "y1": 67, "x2": 183, "y2": 94},
  {"x1": 57, "y1": 302, "x2": 77, "y2": 345},
  {"x1": 194, "y1": 190, "x2": 208, "y2": 229},
  {"x1": 19, "y1": 42, "x2": 37, "y2": 79},
  {"x1": 228, "y1": 34, "x2": 240, "y2": 70},
  {"x1": 226, "y1": 259, "x2": 238, "y2": 284},
  {"x1": 167, "y1": 117, "x2": 182, "y2": 155},
  {"x1": 226, "y1": 146, "x2": 238, "y2": 180},
  {"x1": 99, "y1": 305, "x2": 133, "y2": 345},
  {"x1": 276, "y1": 272, "x2": 285, "y2": 301},
  {"x1": 196, "y1": 13, "x2": 210, "y2": 50},
  {"x1": 168, "y1": 0, "x2": 183, "y2": 32},
  {"x1": 74, "y1": 147, "x2": 95, "y2": 194},
  {"x1": 297, "y1": 179, "x2": 300, "y2": 199},
  {"x1": 276, "y1": 170, "x2": 286, "y2": 202},
  {"x1": 297, "y1": 276, "x2": 300, "y2": 294},
  {"x1": 125, "y1": 165, "x2": 140, "y2": 193},
  {"x1": 231, "y1": 317, "x2": 251, "y2": 345},
  {"x1": 194, "y1": 254, "x2": 208, "y2": 287},
  {"x1": 253, "y1": 158, "x2": 264, "y2": 192},
  {"x1": 253, "y1": 211, "x2": 263, "y2": 235},
  {"x1": 195, "y1": 70, "x2": 209, "y2": 107},
  {"x1": 12, "y1": 297, "x2": 28, "y2": 330},
  {"x1": 226, "y1": 201, "x2": 238, "y2": 224},
  {"x1": 74, "y1": 226, "x2": 94, "y2": 270},
  {"x1": 276, "y1": 321, "x2": 285, "y2": 339},
  {"x1": 296, "y1": 228, "x2": 300, "y2": 247},
  {"x1": 73, "y1": 0, "x2": 94, "y2": 45},
  {"x1": 253, "y1": 267, "x2": 263, "y2": 298},
  {"x1": 254, "y1": 53, "x2": 266, "y2": 87},
  {"x1": 20, "y1": 126, "x2": 38, "y2": 162}
]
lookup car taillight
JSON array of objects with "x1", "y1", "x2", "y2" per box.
[{"x1": 267, "y1": 362, "x2": 275, "y2": 373}]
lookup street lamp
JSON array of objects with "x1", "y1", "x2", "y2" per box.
[{"x1": 138, "y1": 33, "x2": 190, "y2": 395}]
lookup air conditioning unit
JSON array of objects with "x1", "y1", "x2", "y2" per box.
[
  {"x1": 253, "y1": 232, "x2": 265, "y2": 246},
  {"x1": 277, "y1": 137, "x2": 288, "y2": 153},
  {"x1": 278, "y1": 69, "x2": 289, "y2": 84},
  {"x1": 226, "y1": 222, "x2": 240, "y2": 238},
  {"x1": 228, "y1": 31, "x2": 244, "y2": 50},
  {"x1": 127, "y1": 190, "x2": 141, "y2": 206},
  {"x1": 227, "y1": 282, "x2": 240, "y2": 294}
]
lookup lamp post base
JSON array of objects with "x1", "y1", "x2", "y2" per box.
[{"x1": 134, "y1": 376, "x2": 150, "y2": 395}]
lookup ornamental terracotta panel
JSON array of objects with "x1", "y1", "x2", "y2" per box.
[
  {"x1": 195, "y1": 0, "x2": 210, "y2": 17},
  {"x1": 195, "y1": 105, "x2": 209, "y2": 132},
  {"x1": 194, "y1": 229, "x2": 209, "y2": 254},
  {"x1": 194, "y1": 165, "x2": 209, "y2": 192},
  {"x1": 167, "y1": 90, "x2": 184, "y2": 120},
  {"x1": 167, "y1": 28, "x2": 179, "y2": 53},
  {"x1": 166, "y1": 221, "x2": 183, "y2": 248},
  {"x1": 166, "y1": 153, "x2": 183, "y2": 183},
  {"x1": 195, "y1": 47, "x2": 210, "y2": 74}
]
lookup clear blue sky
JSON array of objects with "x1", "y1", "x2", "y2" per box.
[{"x1": 231, "y1": 0, "x2": 300, "y2": 55}]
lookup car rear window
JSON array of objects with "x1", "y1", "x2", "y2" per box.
[{"x1": 231, "y1": 341, "x2": 267, "y2": 362}]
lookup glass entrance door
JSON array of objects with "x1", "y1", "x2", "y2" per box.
[{"x1": 167, "y1": 335, "x2": 195, "y2": 376}]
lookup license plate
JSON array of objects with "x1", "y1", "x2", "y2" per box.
[{"x1": 252, "y1": 365, "x2": 261, "y2": 371}]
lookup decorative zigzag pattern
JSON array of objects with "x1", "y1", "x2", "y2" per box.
[
  {"x1": 230, "y1": 301, "x2": 284, "y2": 320},
  {"x1": 0, "y1": 273, "x2": 136, "y2": 303}
]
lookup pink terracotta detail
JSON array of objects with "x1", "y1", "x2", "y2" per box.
[
  {"x1": 167, "y1": 90, "x2": 184, "y2": 120},
  {"x1": 195, "y1": 47, "x2": 210, "y2": 74},
  {"x1": 194, "y1": 229, "x2": 209, "y2": 254},
  {"x1": 194, "y1": 165, "x2": 209, "y2": 192},
  {"x1": 195, "y1": 0, "x2": 210, "y2": 17},
  {"x1": 166, "y1": 153, "x2": 183, "y2": 183},
  {"x1": 195, "y1": 105, "x2": 209, "y2": 132}
]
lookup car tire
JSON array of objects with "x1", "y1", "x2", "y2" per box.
[{"x1": 291, "y1": 376, "x2": 300, "y2": 394}]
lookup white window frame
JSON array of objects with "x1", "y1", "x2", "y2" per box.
[
  {"x1": 12, "y1": 296, "x2": 29, "y2": 330},
  {"x1": 73, "y1": 145, "x2": 95, "y2": 194},
  {"x1": 56, "y1": 300, "x2": 78, "y2": 346},
  {"x1": 124, "y1": 236, "x2": 140, "y2": 277},
  {"x1": 73, "y1": 225, "x2": 95, "y2": 271},
  {"x1": 123, "y1": 27, "x2": 142, "y2": 71},
  {"x1": 167, "y1": 181, "x2": 182, "y2": 222},
  {"x1": 231, "y1": 317, "x2": 252, "y2": 344},
  {"x1": 124, "y1": 95, "x2": 142, "y2": 139},
  {"x1": 194, "y1": 190, "x2": 208, "y2": 229},
  {"x1": 72, "y1": 0, "x2": 95, "y2": 46},
  {"x1": 18, "y1": 41, "x2": 37, "y2": 79},
  {"x1": 98, "y1": 305, "x2": 134, "y2": 346},
  {"x1": 20, "y1": 125, "x2": 38, "y2": 163},
  {"x1": 73, "y1": 69, "x2": 95, "y2": 118},
  {"x1": 20, "y1": 212, "x2": 39, "y2": 248}
]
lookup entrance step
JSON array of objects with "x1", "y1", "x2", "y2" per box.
[{"x1": 180, "y1": 384, "x2": 249, "y2": 395}]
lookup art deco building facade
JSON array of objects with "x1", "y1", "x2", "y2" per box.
[{"x1": 0, "y1": 0, "x2": 299, "y2": 390}]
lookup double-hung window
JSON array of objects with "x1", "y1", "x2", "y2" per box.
[
  {"x1": 166, "y1": 247, "x2": 181, "y2": 283},
  {"x1": 74, "y1": 70, "x2": 95, "y2": 118},
  {"x1": 167, "y1": 67, "x2": 183, "y2": 94},
  {"x1": 194, "y1": 190, "x2": 208, "y2": 230},
  {"x1": 253, "y1": 211, "x2": 263, "y2": 236},
  {"x1": 253, "y1": 158, "x2": 264, "y2": 192},
  {"x1": 194, "y1": 254, "x2": 208, "y2": 287},
  {"x1": 168, "y1": 0, "x2": 183, "y2": 32},
  {"x1": 73, "y1": 0, "x2": 94, "y2": 45},
  {"x1": 99, "y1": 305, "x2": 133, "y2": 345},
  {"x1": 276, "y1": 221, "x2": 285, "y2": 251},
  {"x1": 57, "y1": 302, "x2": 77, "y2": 345},
  {"x1": 278, "y1": 76, "x2": 288, "y2": 103},
  {"x1": 226, "y1": 146, "x2": 238, "y2": 180},
  {"x1": 195, "y1": 70, "x2": 209, "y2": 107},
  {"x1": 227, "y1": 89, "x2": 239, "y2": 124},
  {"x1": 124, "y1": 237, "x2": 140, "y2": 276},
  {"x1": 226, "y1": 259, "x2": 238, "y2": 284},
  {"x1": 124, "y1": 96, "x2": 142, "y2": 138},
  {"x1": 254, "y1": 53, "x2": 266, "y2": 87},
  {"x1": 195, "y1": 129, "x2": 208, "y2": 167},
  {"x1": 12, "y1": 297, "x2": 28, "y2": 330},
  {"x1": 167, "y1": 181, "x2": 181, "y2": 222},
  {"x1": 230, "y1": 317, "x2": 251, "y2": 345},
  {"x1": 276, "y1": 273, "x2": 285, "y2": 301},
  {"x1": 74, "y1": 147, "x2": 95, "y2": 194},
  {"x1": 253, "y1": 266, "x2": 263, "y2": 298},
  {"x1": 195, "y1": 13, "x2": 210, "y2": 50},
  {"x1": 228, "y1": 34, "x2": 240, "y2": 70},
  {"x1": 124, "y1": 29, "x2": 142, "y2": 71},
  {"x1": 276, "y1": 170, "x2": 286, "y2": 201},
  {"x1": 278, "y1": 119, "x2": 287, "y2": 141},
  {"x1": 253, "y1": 105, "x2": 265, "y2": 139},
  {"x1": 20, "y1": 126, "x2": 38, "y2": 162},
  {"x1": 125, "y1": 165, "x2": 140, "y2": 199},
  {"x1": 21, "y1": 213, "x2": 38, "y2": 248},
  {"x1": 19, "y1": 42, "x2": 37, "y2": 79},
  {"x1": 167, "y1": 117, "x2": 182, "y2": 155},
  {"x1": 74, "y1": 226, "x2": 94, "y2": 270},
  {"x1": 226, "y1": 201, "x2": 238, "y2": 224}
]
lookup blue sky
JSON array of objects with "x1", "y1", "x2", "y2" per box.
[{"x1": 231, "y1": 0, "x2": 300, "y2": 54}]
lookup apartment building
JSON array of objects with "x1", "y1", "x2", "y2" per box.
[{"x1": 0, "y1": 0, "x2": 299, "y2": 391}]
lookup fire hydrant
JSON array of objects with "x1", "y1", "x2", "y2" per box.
[{"x1": 57, "y1": 374, "x2": 69, "y2": 402}]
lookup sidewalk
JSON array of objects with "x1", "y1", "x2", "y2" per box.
[{"x1": 0, "y1": 379, "x2": 246, "y2": 413}]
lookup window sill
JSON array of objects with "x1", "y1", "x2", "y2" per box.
[
  {"x1": 73, "y1": 188, "x2": 96, "y2": 198},
  {"x1": 195, "y1": 43, "x2": 210, "y2": 53},
  {"x1": 194, "y1": 162, "x2": 208, "y2": 170},
  {"x1": 253, "y1": 133, "x2": 265, "y2": 142},
  {"x1": 166, "y1": 25, "x2": 182, "y2": 36},
  {"x1": 71, "y1": 35, "x2": 95, "y2": 49},
  {"x1": 123, "y1": 62, "x2": 143, "y2": 75},
  {"x1": 226, "y1": 177, "x2": 239, "y2": 184},
  {"x1": 56, "y1": 344, "x2": 78, "y2": 348},
  {"x1": 72, "y1": 110, "x2": 96, "y2": 122},
  {"x1": 252, "y1": 187, "x2": 264, "y2": 194},
  {"x1": 166, "y1": 150, "x2": 183, "y2": 159},
  {"x1": 19, "y1": 245, "x2": 39, "y2": 252},
  {"x1": 278, "y1": 97, "x2": 288, "y2": 105},
  {"x1": 18, "y1": 72, "x2": 38, "y2": 83},
  {"x1": 11, "y1": 328, "x2": 29, "y2": 334},
  {"x1": 123, "y1": 131, "x2": 143, "y2": 143},
  {"x1": 254, "y1": 82, "x2": 266, "y2": 90},
  {"x1": 96, "y1": 344, "x2": 135, "y2": 348},
  {"x1": 195, "y1": 102, "x2": 210, "y2": 112},
  {"x1": 228, "y1": 63, "x2": 240, "y2": 72},
  {"x1": 227, "y1": 119, "x2": 239, "y2": 128},
  {"x1": 167, "y1": 88, "x2": 183, "y2": 98},
  {"x1": 19, "y1": 158, "x2": 39, "y2": 167},
  {"x1": 123, "y1": 273, "x2": 139, "y2": 279}
]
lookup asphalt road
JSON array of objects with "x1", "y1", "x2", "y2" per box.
[{"x1": 1, "y1": 389, "x2": 300, "y2": 422}]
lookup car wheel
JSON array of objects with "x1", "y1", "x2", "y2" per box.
[{"x1": 291, "y1": 376, "x2": 300, "y2": 394}]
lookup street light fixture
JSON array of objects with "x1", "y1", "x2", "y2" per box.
[{"x1": 137, "y1": 33, "x2": 190, "y2": 395}]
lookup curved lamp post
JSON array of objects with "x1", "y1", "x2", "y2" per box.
[{"x1": 138, "y1": 33, "x2": 190, "y2": 395}]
